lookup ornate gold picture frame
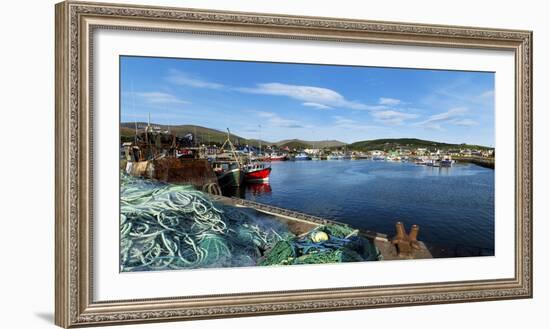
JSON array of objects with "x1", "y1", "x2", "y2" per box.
[{"x1": 55, "y1": 1, "x2": 532, "y2": 327}]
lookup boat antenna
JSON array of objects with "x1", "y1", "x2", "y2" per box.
[
  {"x1": 258, "y1": 124, "x2": 262, "y2": 155},
  {"x1": 130, "y1": 79, "x2": 138, "y2": 144},
  {"x1": 144, "y1": 112, "x2": 149, "y2": 147}
]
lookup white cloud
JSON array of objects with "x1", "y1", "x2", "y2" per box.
[
  {"x1": 256, "y1": 111, "x2": 304, "y2": 128},
  {"x1": 378, "y1": 97, "x2": 401, "y2": 106},
  {"x1": 166, "y1": 69, "x2": 224, "y2": 89},
  {"x1": 371, "y1": 110, "x2": 418, "y2": 125},
  {"x1": 473, "y1": 90, "x2": 495, "y2": 104},
  {"x1": 479, "y1": 90, "x2": 494, "y2": 99},
  {"x1": 427, "y1": 81, "x2": 495, "y2": 107},
  {"x1": 134, "y1": 92, "x2": 189, "y2": 104},
  {"x1": 239, "y1": 83, "x2": 371, "y2": 110},
  {"x1": 302, "y1": 102, "x2": 332, "y2": 110},
  {"x1": 422, "y1": 107, "x2": 467, "y2": 123},
  {"x1": 420, "y1": 123, "x2": 444, "y2": 131},
  {"x1": 333, "y1": 116, "x2": 379, "y2": 131},
  {"x1": 451, "y1": 119, "x2": 479, "y2": 126},
  {"x1": 333, "y1": 116, "x2": 356, "y2": 126},
  {"x1": 414, "y1": 107, "x2": 472, "y2": 130}
]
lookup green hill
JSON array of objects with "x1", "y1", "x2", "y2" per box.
[
  {"x1": 348, "y1": 138, "x2": 492, "y2": 151},
  {"x1": 120, "y1": 123, "x2": 346, "y2": 148},
  {"x1": 120, "y1": 122, "x2": 269, "y2": 146},
  {"x1": 276, "y1": 139, "x2": 346, "y2": 149},
  {"x1": 276, "y1": 140, "x2": 311, "y2": 150}
]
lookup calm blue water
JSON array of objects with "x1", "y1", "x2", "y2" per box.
[{"x1": 229, "y1": 160, "x2": 494, "y2": 255}]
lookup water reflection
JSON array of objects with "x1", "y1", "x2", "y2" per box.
[
  {"x1": 247, "y1": 183, "x2": 272, "y2": 196},
  {"x1": 221, "y1": 185, "x2": 245, "y2": 198},
  {"x1": 222, "y1": 182, "x2": 272, "y2": 198}
]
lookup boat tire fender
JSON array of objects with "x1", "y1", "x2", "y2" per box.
[{"x1": 203, "y1": 183, "x2": 222, "y2": 196}]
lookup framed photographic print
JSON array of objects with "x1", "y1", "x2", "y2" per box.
[{"x1": 55, "y1": 1, "x2": 532, "y2": 327}]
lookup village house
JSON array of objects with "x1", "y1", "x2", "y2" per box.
[
  {"x1": 415, "y1": 148, "x2": 429, "y2": 156},
  {"x1": 303, "y1": 148, "x2": 321, "y2": 155},
  {"x1": 369, "y1": 150, "x2": 386, "y2": 156}
]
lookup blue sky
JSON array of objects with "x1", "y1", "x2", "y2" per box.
[{"x1": 120, "y1": 56, "x2": 495, "y2": 146}]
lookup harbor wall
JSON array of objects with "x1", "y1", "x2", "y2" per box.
[{"x1": 455, "y1": 156, "x2": 495, "y2": 169}]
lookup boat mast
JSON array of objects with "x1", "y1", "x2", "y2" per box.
[
  {"x1": 145, "y1": 112, "x2": 150, "y2": 145},
  {"x1": 130, "y1": 79, "x2": 138, "y2": 145},
  {"x1": 258, "y1": 124, "x2": 262, "y2": 155},
  {"x1": 224, "y1": 129, "x2": 242, "y2": 167}
]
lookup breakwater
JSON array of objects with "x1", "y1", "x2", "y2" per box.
[{"x1": 454, "y1": 156, "x2": 495, "y2": 169}]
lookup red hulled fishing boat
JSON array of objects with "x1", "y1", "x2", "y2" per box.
[{"x1": 243, "y1": 162, "x2": 272, "y2": 182}]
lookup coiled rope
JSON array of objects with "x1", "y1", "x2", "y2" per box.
[{"x1": 120, "y1": 172, "x2": 290, "y2": 272}]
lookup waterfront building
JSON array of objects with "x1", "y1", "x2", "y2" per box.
[
  {"x1": 304, "y1": 148, "x2": 321, "y2": 155},
  {"x1": 416, "y1": 148, "x2": 429, "y2": 156},
  {"x1": 369, "y1": 150, "x2": 386, "y2": 156}
]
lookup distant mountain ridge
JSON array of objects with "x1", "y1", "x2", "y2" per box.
[
  {"x1": 120, "y1": 122, "x2": 346, "y2": 147},
  {"x1": 120, "y1": 123, "x2": 492, "y2": 150},
  {"x1": 275, "y1": 139, "x2": 346, "y2": 149}
]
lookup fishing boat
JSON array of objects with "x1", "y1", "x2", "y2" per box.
[
  {"x1": 426, "y1": 158, "x2": 441, "y2": 167},
  {"x1": 413, "y1": 156, "x2": 426, "y2": 165},
  {"x1": 326, "y1": 154, "x2": 339, "y2": 160},
  {"x1": 269, "y1": 153, "x2": 287, "y2": 161},
  {"x1": 243, "y1": 162, "x2": 272, "y2": 182},
  {"x1": 212, "y1": 161, "x2": 244, "y2": 188},
  {"x1": 440, "y1": 156, "x2": 454, "y2": 167},
  {"x1": 211, "y1": 129, "x2": 245, "y2": 187},
  {"x1": 121, "y1": 116, "x2": 219, "y2": 188},
  {"x1": 352, "y1": 153, "x2": 369, "y2": 160},
  {"x1": 295, "y1": 153, "x2": 311, "y2": 160},
  {"x1": 175, "y1": 148, "x2": 194, "y2": 159}
]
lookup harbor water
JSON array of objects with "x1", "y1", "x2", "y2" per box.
[{"x1": 227, "y1": 160, "x2": 495, "y2": 256}]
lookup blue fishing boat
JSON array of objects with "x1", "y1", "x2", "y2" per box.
[
  {"x1": 440, "y1": 156, "x2": 454, "y2": 167},
  {"x1": 295, "y1": 153, "x2": 311, "y2": 160}
]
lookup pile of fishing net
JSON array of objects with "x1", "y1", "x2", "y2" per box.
[
  {"x1": 259, "y1": 224, "x2": 381, "y2": 266},
  {"x1": 120, "y1": 173, "x2": 292, "y2": 272},
  {"x1": 120, "y1": 172, "x2": 380, "y2": 272}
]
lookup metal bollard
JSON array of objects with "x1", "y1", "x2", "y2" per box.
[{"x1": 391, "y1": 221, "x2": 421, "y2": 257}]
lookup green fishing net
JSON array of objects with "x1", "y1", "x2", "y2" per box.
[
  {"x1": 120, "y1": 172, "x2": 291, "y2": 271},
  {"x1": 259, "y1": 224, "x2": 381, "y2": 266},
  {"x1": 120, "y1": 172, "x2": 380, "y2": 272}
]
